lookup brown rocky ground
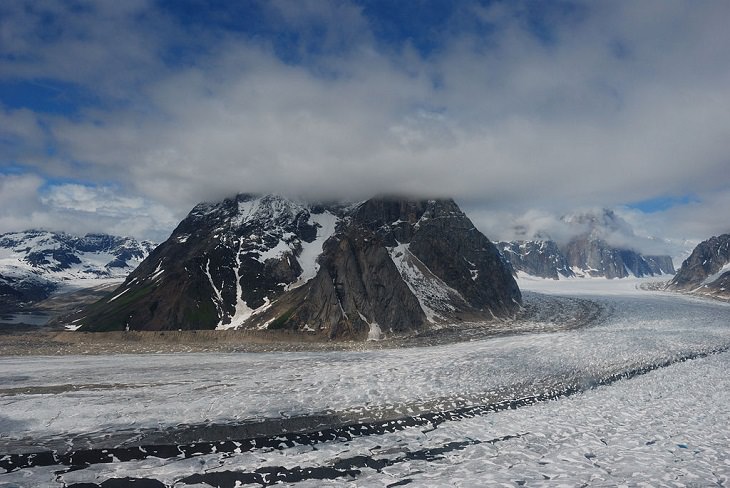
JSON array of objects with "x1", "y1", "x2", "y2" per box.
[{"x1": 0, "y1": 291, "x2": 607, "y2": 356}]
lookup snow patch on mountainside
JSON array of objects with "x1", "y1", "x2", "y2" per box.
[
  {"x1": 256, "y1": 239, "x2": 292, "y2": 263},
  {"x1": 232, "y1": 197, "x2": 262, "y2": 227},
  {"x1": 288, "y1": 211, "x2": 339, "y2": 290},
  {"x1": 388, "y1": 242, "x2": 461, "y2": 322},
  {"x1": 220, "y1": 241, "x2": 254, "y2": 330}
]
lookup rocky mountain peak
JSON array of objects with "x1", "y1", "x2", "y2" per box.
[
  {"x1": 74, "y1": 194, "x2": 521, "y2": 338},
  {"x1": 668, "y1": 233, "x2": 730, "y2": 300}
]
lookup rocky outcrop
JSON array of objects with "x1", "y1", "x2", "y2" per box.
[
  {"x1": 563, "y1": 238, "x2": 655, "y2": 279},
  {"x1": 668, "y1": 234, "x2": 730, "y2": 300},
  {"x1": 275, "y1": 225, "x2": 428, "y2": 340},
  {"x1": 354, "y1": 199, "x2": 520, "y2": 318},
  {"x1": 75, "y1": 195, "x2": 521, "y2": 338}
]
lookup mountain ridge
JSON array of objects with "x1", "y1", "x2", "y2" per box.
[
  {"x1": 498, "y1": 209, "x2": 675, "y2": 279},
  {"x1": 0, "y1": 230, "x2": 155, "y2": 311},
  {"x1": 74, "y1": 194, "x2": 521, "y2": 338}
]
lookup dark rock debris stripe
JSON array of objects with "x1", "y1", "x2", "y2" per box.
[
  {"x1": 64, "y1": 434, "x2": 525, "y2": 488},
  {"x1": 1, "y1": 344, "x2": 727, "y2": 477}
]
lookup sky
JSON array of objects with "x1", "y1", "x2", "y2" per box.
[{"x1": 0, "y1": 0, "x2": 729, "y2": 256}]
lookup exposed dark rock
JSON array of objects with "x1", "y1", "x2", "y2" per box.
[
  {"x1": 272, "y1": 226, "x2": 427, "y2": 340},
  {"x1": 642, "y1": 255, "x2": 675, "y2": 276},
  {"x1": 25, "y1": 248, "x2": 81, "y2": 271},
  {"x1": 668, "y1": 233, "x2": 730, "y2": 299},
  {"x1": 499, "y1": 241, "x2": 574, "y2": 280},
  {"x1": 354, "y1": 198, "x2": 521, "y2": 317},
  {"x1": 563, "y1": 237, "x2": 625, "y2": 278}
]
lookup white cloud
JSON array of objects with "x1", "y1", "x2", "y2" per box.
[
  {"x1": 41, "y1": 184, "x2": 145, "y2": 215},
  {"x1": 0, "y1": 176, "x2": 176, "y2": 242},
  {"x1": 0, "y1": 0, "x2": 729, "y2": 244},
  {"x1": 0, "y1": 174, "x2": 45, "y2": 227}
]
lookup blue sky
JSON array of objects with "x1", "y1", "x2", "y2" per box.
[{"x1": 0, "y1": 0, "x2": 729, "y2": 251}]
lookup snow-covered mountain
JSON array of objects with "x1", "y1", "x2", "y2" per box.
[
  {"x1": 668, "y1": 233, "x2": 730, "y2": 300},
  {"x1": 0, "y1": 230, "x2": 155, "y2": 310},
  {"x1": 75, "y1": 194, "x2": 521, "y2": 338},
  {"x1": 499, "y1": 210, "x2": 675, "y2": 279}
]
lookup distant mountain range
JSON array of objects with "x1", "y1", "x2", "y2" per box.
[
  {"x1": 0, "y1": 230, "x2": 155, "y2": 311},
  {"x1": 668, "y1": 233, "x2": 730, "y2": 300},
  {"x1": 73, "y1": 194, "x2": 521, "y2": 338},
  {"x1": 498, "y1": 209, "x2": 675, "y2": 279}
]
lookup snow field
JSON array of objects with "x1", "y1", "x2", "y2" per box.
[{"x1": 5, "y1": 351, "x2": 728, "y2": 486}]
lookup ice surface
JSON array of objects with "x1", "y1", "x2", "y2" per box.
[
  {"x1": 517, "y1": 272, "x2": 668, "y2": 295},
  {"x1": 21, "y1": 351, "x2": 726, "y2": 487},
  {"x1": 1, "y1": 279, "x2": 729, "y2": 486}
]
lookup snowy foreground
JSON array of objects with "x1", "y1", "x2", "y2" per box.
[{"x1": 1, "y1": 278, "x2": 730, "y2": 487}]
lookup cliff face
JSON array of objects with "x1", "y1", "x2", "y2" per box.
[
  {"x1": 75, "y1": 195, "x2": 521, "y2": 338},
  {"x1": 669, "y1": 234, "x2": 730, "y2": 300},
  {"x1": 354, "y1": 199, "x2": 521, "y2": 318},
  {"x1": 499, "y1": 238, "x2": 674, "y2": 280},
  {"x1": 562, "y1": 238, "x2": 661, "y2": 279},
  {"x1": 499, "y1": 209, "x2": 677, "y2": 280}
]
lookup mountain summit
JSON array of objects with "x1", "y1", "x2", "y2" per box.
[{"x1": 76, "y1": 195, "x2": 521, "y2": 338}]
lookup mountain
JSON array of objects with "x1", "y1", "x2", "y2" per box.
[
  {"x1": 74, "y1": 195, "x2": 521, "y2": 339},
  {"x1": 0, "y1": 230, "x2": 155, "y2": 311},
  {"x1": 498, "y1": 240, "x2": 574, "y2": 280},
  {"x1": 560, "y1": 209, "x2": 674, "y2": 277},
  {"x1": 668, "y1": 234, "x2": 730, "y2": 300},
  {"x1": 499, "y1": 210, "x2": 675, "y2": 279},
  {"x1": 562, "y1": 238, "x2": 675, "y2": 279}
]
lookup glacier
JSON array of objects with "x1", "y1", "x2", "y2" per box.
[{"x1": 0, "y1": 277, "x2": 728, "y2": 486}]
